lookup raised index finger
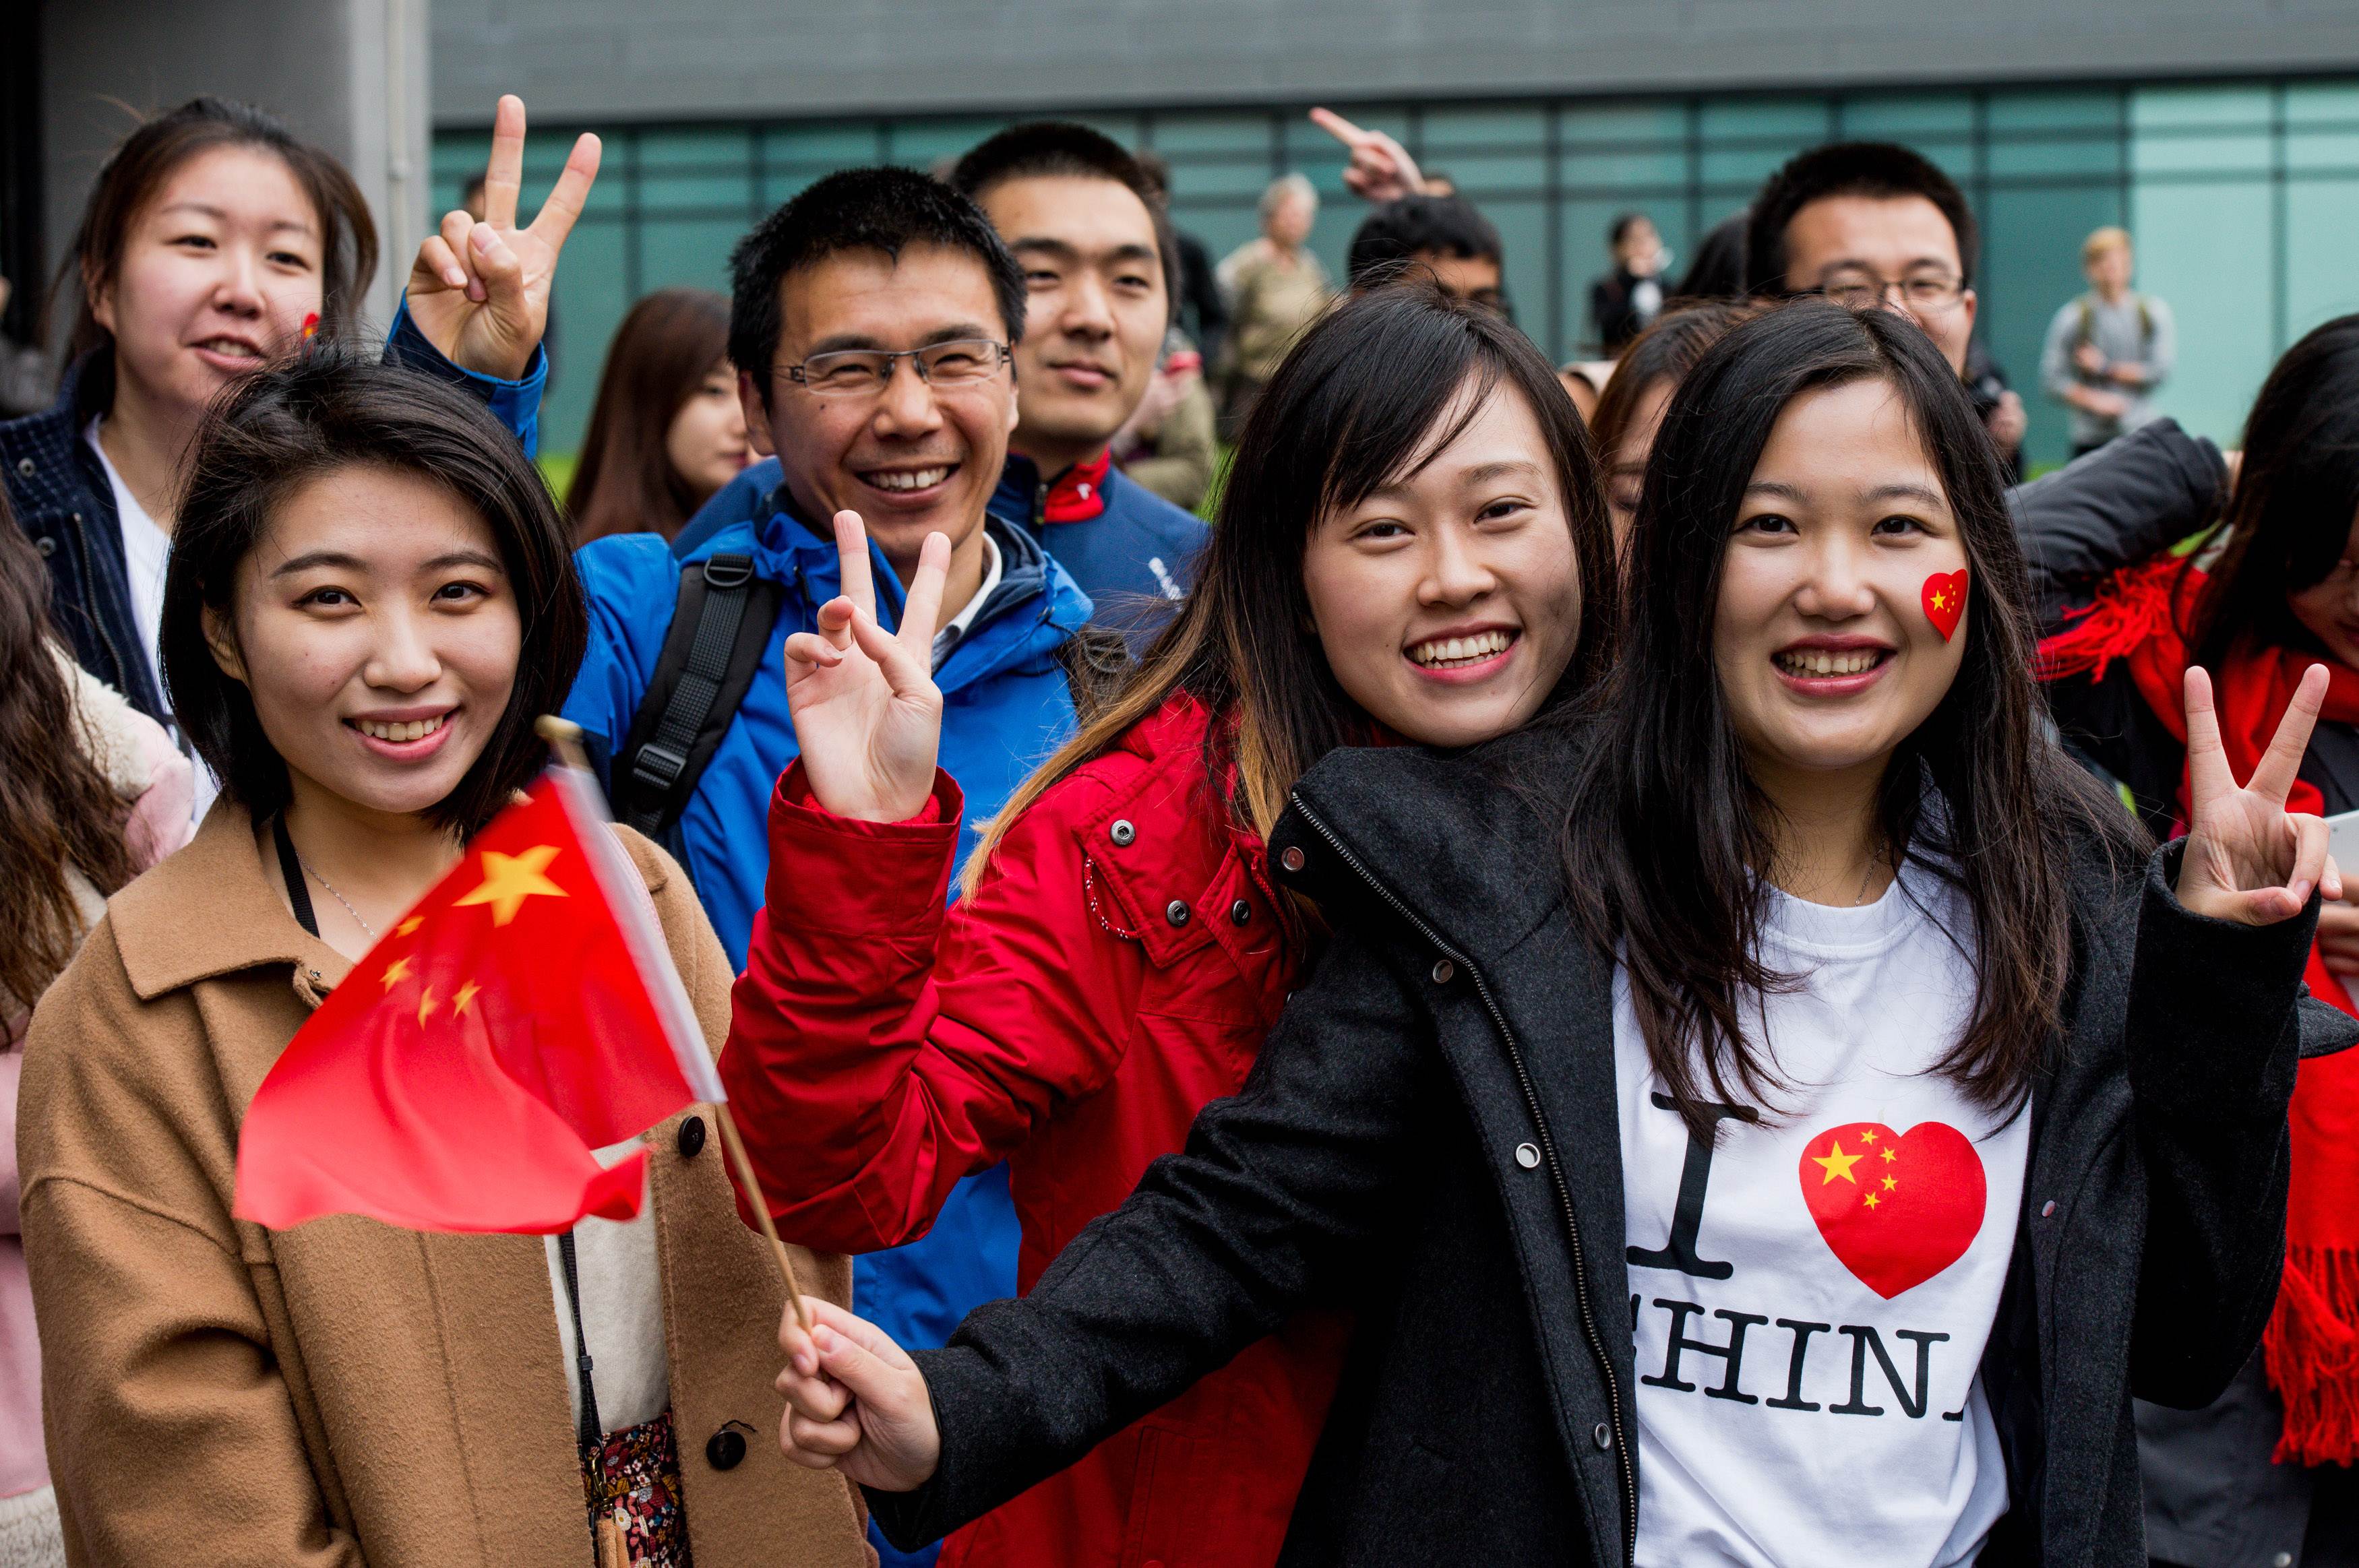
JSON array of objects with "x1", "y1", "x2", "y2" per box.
[
  {"x1": 831, "y1": 510, "x2": 877, "y2": 621},
  {"x1": 1308, "y1": 107, "x2": 1365, "y2": 147},
  {"x1": 528, "y1": 132, "x2": 603, "y2": 252},
  {"x1": 2246, "y1": 662, "x2": 2328, "y2": 805},
  {"x1": 481, "y1": 95, "x2": 526, "y2": 232}
]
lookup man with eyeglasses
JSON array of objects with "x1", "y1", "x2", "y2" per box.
[
  {"x1": 685, "y1": 124, "x2": 1211, "y2": 652},
  {"x1": 1744, "y1": 142, "x2": 2028, "y2": 467}
]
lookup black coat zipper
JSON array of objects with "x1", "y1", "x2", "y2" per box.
[{"x1": 1288, "y1": 792, "x2": 1638, "y2": 1566}]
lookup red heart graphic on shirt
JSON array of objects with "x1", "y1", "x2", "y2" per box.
[
  {"x1": 1798, "y1": 1121, "x2": 1987, "y2": 1299},
  {"x1": 1921, "y1": 569, "x2": 1969, "y2": 641}
]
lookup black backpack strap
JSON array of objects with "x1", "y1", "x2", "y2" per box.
[{"x1": 613, "y1": 553, "x2": 783, "y2": 841}]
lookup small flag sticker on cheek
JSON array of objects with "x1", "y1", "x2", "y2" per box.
[{"x1": 1922, "y1": 568, "x2": 1968, "y2": 641}]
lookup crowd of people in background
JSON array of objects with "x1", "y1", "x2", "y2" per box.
[{"x1": 0, "y1": 78, "x2": 2349, "y2": 1568}]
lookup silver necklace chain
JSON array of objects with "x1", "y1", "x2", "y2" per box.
[{"x1": 301, "y1": 858, "x2": 378, "y2": 941}]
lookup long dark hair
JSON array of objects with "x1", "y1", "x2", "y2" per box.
[
  {"x1": 968, "y1": 282, "x2": 1618, "y2": 896},
  {"x1": 0, "y1": 491, "x2": 137, "y2": 1011},
  {"x1": 2185, "y1": 314, "x2": 2359, "y2": 672},
  {"x1": 567, "y1": 288, "x2": 733, "y2": 546},
  {"x1": 162, "y1": 348, "x2": 587, "y2": 838},
  {"x1": 61, "y1": 98, "x2": 378, "y2": 371},
  {"x1": 1564, "y1": 301, "x2": 2138, "y2": 1134},
  {"x1": 1590, "y1": 300, "x2": 1761, "y2": 465}
]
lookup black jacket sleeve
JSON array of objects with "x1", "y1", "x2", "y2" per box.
[
  {"x1": 2009, "y1": 419, "x2": 2226, "y2": 631},
  {"x1": 864, "y1": 931, "x2": 1441, "y2": 1550},
  {"x1": 2122, "y1": 840, "x2": 2353, "y2": 1406}
]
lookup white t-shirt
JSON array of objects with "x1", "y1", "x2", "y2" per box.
[
  {"x1": 1616, "y1": 858, "x2": 2029, "y2": 1568},
  {"x1": 84, "y1": 419, "x2": 220, "y2": 821}
]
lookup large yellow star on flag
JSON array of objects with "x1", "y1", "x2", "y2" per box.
[
  {"x1": 454, "y1": 845, "x2": 568, "y2": 926},
  {"x1": 1812, "y1": 1139, "x2": 1862, "y2": 1185}
]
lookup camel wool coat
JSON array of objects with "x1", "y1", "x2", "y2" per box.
[{"x1": 16, "y1": 801, "x2": 873, "y2": 1568}]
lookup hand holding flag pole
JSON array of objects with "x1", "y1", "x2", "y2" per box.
[{"x1": 536, "y1": 716, "x2": 811, "y2": 1331}]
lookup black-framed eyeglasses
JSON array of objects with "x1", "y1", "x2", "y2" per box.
[
  {"x1": 1806, "y1": 271, "x2": 1967, "y2": 315},
  {"x1": 777, "y1": 339, "x2": 1012, "y2": 398}
]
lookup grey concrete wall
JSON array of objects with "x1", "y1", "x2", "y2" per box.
[
  {"x1": 434, "y1": 0, "x2": 2359, "y2": 126},
  {"x1": 40, "y1": 0, "x2": 430, "y2": 335}
]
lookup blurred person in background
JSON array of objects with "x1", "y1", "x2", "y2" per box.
[
  {"x1": 1587, "y1": 299, "x2": 1759, "y2": 546},
  {"x1": 0, "y1": 276, "x2": 51, "y2": 416},
  {"x1": 1215, "y1": 172, "x2": 1331, "y2": 437},
  {"x1": 565, "y1": 287, "x2": 747, "y2": 546},
  {"x1": 690, "y1": 124, "x2": 1211, "y2": 645},
  {"x1": 1676, "y1": 208, "x2": 1750, "y2": 301},
  {"x1": 0, "y1": 492, "x2": 190, "y2": 1568},
  {"x1": 1345, "y1": 193, "x2": 1506, "y2": 314},
  {"x1": 2025, "y1": 315, "x2": 2359, "y2": 1568},
  {"x1": 2042, "y1": 226, "x2": 2175, "y2": 460},
  {"x1": 1588, "y1": 211, "x2": 1667, "y2": 353},
  {"x1": 1107, "y1": 328, "x2": 1217, "y2": 512},
  {"x1": 1744, "y1": 142, "x2": 2026, "y2": 467},
  {"x1": 0, "y1": 97, "x2": 377, "y2": 827}
]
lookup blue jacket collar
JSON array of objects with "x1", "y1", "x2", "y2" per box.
[{"x1": 689, "y1": 486, "x2": 1089, "y2": 696}]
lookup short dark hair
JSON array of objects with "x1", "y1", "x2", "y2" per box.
[
  {"x1": 727, "y1": 168, "x2": 1027, "y2": 408},
  {"x1": 1608, "y1": 212, "x2": 1653, "y2": 249},
  {"x1": 1346, "y1": 195, "x2": 1503, "y2": 290},
  {"x1": 1744, "y1": 142, "x2": 1977, "y2": 295},
  {"x1": 949, "y1": 122, "x2": 1180, "y2": 329},
  {"x1": 162, "y1": 347, "x2": 587, "y2": 837}
]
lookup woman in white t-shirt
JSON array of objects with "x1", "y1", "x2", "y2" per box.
[{"x1": 756, "y1": 299, "x2": 2354, "y2": 1568}]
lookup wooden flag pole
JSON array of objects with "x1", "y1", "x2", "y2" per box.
[{"x1": 535, "y1": 716, "x2": 813, "y2": 1332}]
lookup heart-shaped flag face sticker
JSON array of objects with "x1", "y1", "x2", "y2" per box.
[
  {"x1": 1799, "y1": 1121, "x2": 1987, "y2": 1299},
  {"x1": 1922, "y1": 569, "x2": 1968, "y2": 641}
]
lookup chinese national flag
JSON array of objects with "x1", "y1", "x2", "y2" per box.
[{"x1": 233, "y1": 764, "x2": 727, "y2": 1234}]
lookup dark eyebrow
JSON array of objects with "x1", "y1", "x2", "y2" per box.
[
  {"x1": 1459, "y1": 460, "x2": 1545, "y2": 487},
  {"x1": 1009, "y1": 237, "x2": 1078, "y2": 262},
  {"x1": 271, "y1": 548, "x2": 505, "y2": 577},
  {"x1": 1744, "y1": 480, "x2": 1807, "y2": 501},
  {"x1": 155, "y1": 201, "x2": 316, "y2": 237},
  {"x1": 1864, "y1": 482, "x2": 1948, "y2": 509},
  {"x1": 803, "y1": 324, "x2": 1000, "y2": 356}
]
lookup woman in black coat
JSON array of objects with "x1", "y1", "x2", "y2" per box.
[{"x1": 767, "y1": 303, "x2": 2356, "y2": 1566}]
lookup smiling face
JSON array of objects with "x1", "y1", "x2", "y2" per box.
[
  {"x1": 93, "y1": 145, "x2": 325, "y2": 420},
  {"x1": 665, "y1": 360, "x2": 752, "y2": 505},
  {"x1": 1301, "y1": 377, "x2": 1582, "y2": 747},
  {"x1": 1780, "y1": 194, "x2": 1975, "y2": 376},
  {"x1": 206, "y1": 464, "x2": 521, "y2": 825},
  {"x1": 1713, "y1": 376, "x2": 1969, "y2": 798},
  {"x1": 977, "y1": 173, "x2": 1168, "y2": 474},
  {"x1": 746, "y1": 243, "x2": 1017, "y2": 574},
  {"x1": 2286, "y1": 505, "x2": 2359, "y2": 669}
]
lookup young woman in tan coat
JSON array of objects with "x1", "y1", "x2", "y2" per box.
[{"x1": 15, "y1": 349, "x2": 871, "y2": 1568}]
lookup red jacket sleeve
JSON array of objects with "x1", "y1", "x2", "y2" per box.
[{"x1": 721, "y1": 761, "x2": 1146, "y2": 1253}]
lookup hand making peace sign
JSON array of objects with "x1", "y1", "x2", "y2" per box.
[
  {"x1": 2174, "y1": 663, "x2": 2343, "y2": 924},
  {"x1": 779, "y1": 511, "x2": 954, "y2": 825},
  {"x1": 405, "y1": 96, "x2": 601, "y2": 381}
]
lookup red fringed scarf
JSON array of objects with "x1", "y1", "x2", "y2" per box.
[{"x1": 2040, "y1": 557, "x2": 2359, "y2": 1465}]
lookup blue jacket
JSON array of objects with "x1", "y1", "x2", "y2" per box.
[
  {"x1": 684, "y1": 451, "x2": 1207, "y2": 648},
  {"x1": 0, "y1": 315, "x2": 545, "y2": 728},
  {"x1": 561, "y1": 503, "x2": 1088, "y2": 967}
]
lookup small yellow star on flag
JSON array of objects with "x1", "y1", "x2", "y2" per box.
[
  {"x1": 1812, "y1": 1139, "x2": 1862, "y2": 1185},
  {"x1": 396, "y1": 916, "x2": 423, "y2": 937},
  {"x1": 453, "y1": 979, "x2": 481, "y2": 1015},
  {"x1": 380, "y1": 955, "x2": 414, "y2": 991},
  {"x1": 417, "y1": 986, "x2": 437, "y2": 1025},
  {"x1": 454, "y1": 846, "x2": 568, "y2": 926},
  {"x1": 1864, "y1": 1191, "x2": 1882, "y2": 1209}
]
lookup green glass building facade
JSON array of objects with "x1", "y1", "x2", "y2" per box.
[{"x1": 437, "y1": 77, "x2": 2359, "y2": 472}]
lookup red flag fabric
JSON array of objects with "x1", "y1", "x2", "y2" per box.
[{"x1": 235, "y1": 767, "x2": 725, "y2": 1234}]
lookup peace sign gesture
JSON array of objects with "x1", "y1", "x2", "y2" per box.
[
  {"x1": 1308, "y1": 108, "x2": 1429, "y2": 203},
  {"x1": 780, "y1": 511, "x2": 953, "y2": 824},
  {"x1": 405, "y1": 96, "x2": 601, "y2": 381},
  {"x1": 2174, "y1": 664, "x2": 2343, "y2": 924}
]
